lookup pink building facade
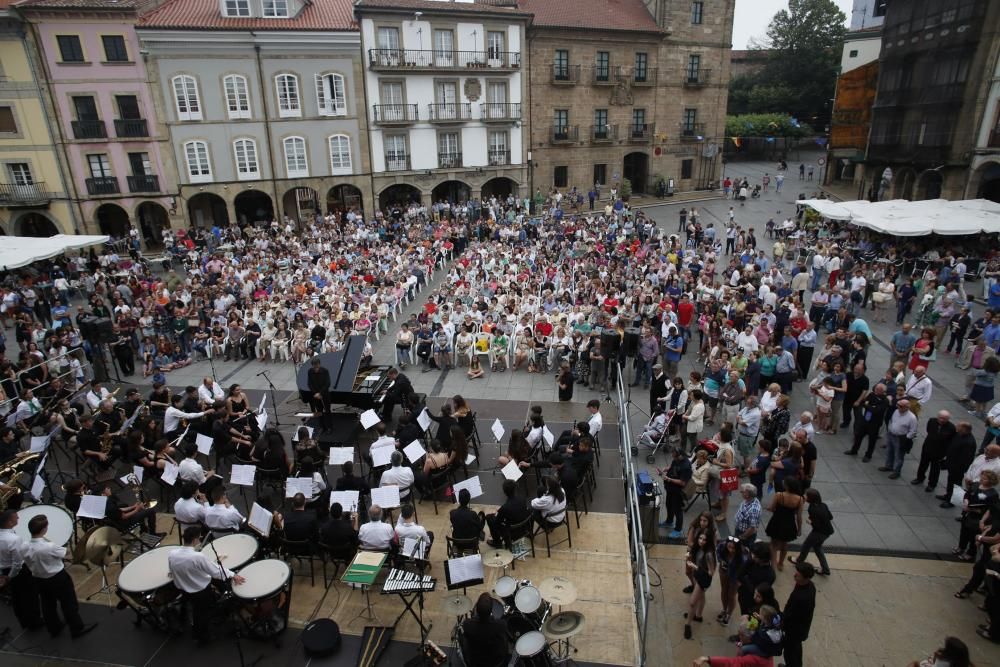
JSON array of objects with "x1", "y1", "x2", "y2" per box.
[{"x1": 19, "y1": 0, "x2": 179, "y2": 246}]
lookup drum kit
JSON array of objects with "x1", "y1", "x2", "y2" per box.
[{"x1": 449, "y1": 548, "x2": 586, "y2": 666}]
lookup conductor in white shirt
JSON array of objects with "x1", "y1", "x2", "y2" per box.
[
  {"x1": 23, "y1": 514, "x2": 97, "y2": 638},
  {"x1": 197, "y1": 377, "x2": 225, "y2": 406},
  {"x1": 168, "y1": 526, "x2": 245, "y2": 643},
  {"x1": 164, "y1": 394, "x2": 212, "y2": 440}
]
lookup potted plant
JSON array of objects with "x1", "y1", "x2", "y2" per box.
[{"x1": 620, "y1": 178, "x2": 632, "y2": 201}]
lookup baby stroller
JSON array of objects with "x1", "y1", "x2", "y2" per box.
[{"x1": 750, "y1": 185, "x2": 761, "y2": 199}]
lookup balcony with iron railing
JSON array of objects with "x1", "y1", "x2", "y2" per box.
[
  {"x1": 551, "y1": 125, "x2": 579, "y2": 143},
  {"x1": 0, "y1": 182, "x2": 53, "y2": 207},
  {"x1": 551, "y1": 64, "x2": 580, "y2": 85},
  {"x1": 428, "y1": 103, "x2": 471, "y2": 123},
  {"x1": 368, "y1": 49, "x2": 520, "y2": 71},
  {"x1": 72, "y1": 119, "x2": 107, "y2": 140},
  {"x1": 591, "y1": 65, "x2": 620, "y2": 85},
  {"x1": 679, "y1": 122, "x2": 706, "y2": 140},
  {"x1": 85, "y1": 176, "x2": 119, "y2": 195},
  {"x1": 114, "y1": 118, "x2": 149, "y2": 138},
  {"x1": 373, "y1": 104, "x2": 419, "y2": 125},
  {"x1": 628, "y1": 123, "x2": 653, "y2": 142},
  {"x1": 385, "y1": 153, "x2": 410, "y2": 172},
  {"x1": 481, "y1": 102, "x2": 521, "y2": 122},
  {"x1": 438, "y1": 152, "x2": 462, "y2": 169},
  {"x1": 488, "y1": 149, "x2": 510, "y2": 166},
  {"x1": 591, "y1": 124, "x2": 618, "y2": 142},
  {"x1": 127, "y1": 174, "x2": 160, "y2": 193},
  {"x1": 631, "y1": 67, "x2": 657, "y2": 86},
  {"x1": 683, "y1": 68, "x2": 712, "y2": 87}
]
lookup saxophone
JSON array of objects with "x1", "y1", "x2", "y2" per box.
[{"x1": 125, "y1": 472, "x2": 157, "y2": 510}]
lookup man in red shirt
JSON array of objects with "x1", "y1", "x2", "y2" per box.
[
  {"x1": 677, "y1": 293, "x2": 695, "y2": 334},
  {"x1": 423, "y1": 297, "x2": 438, "y2": 317},
  {"x1": 534, "y1": 316, "x2": 553, "y2": 337}
]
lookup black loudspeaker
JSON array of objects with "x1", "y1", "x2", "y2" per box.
[
  {"x1": 302, "y1": 618, "x2": 341, "y2": 657},
  {"x1": 600, "y1": 331, "x2": 619, "y2": 356},
  {"x1": 79, "y1": 315, "x2": 114, "y2": 343},
  {"x1": 623, "y1": 327, "x2": 641, "y2": 357}
]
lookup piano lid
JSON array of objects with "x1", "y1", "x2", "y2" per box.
[{"x1": 295, "y1": 335, "x2": 367, "y2": 394}]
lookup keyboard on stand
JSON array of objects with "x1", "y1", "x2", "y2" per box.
[{"x1": 381, "y1": 568, "x2": 436, "y2": 593}]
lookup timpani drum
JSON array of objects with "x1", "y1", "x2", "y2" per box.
[
  {"x1": 513, "y1": 631, "x2": 554, "y2": 666},
  {"x1": 116, "y1": 545, "x2": 182, "y2": 630},
  {"x1": 16, "y1": 504, "x2": 74, "y2": 546},
  {"x1": 232, "y1": 559, "x2": 291, "y2": 639},
  {"x1": 205, "y1": 533, "x2": 258, "y2": 571}
]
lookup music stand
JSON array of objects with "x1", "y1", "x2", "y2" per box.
[
  {"x1": 443, "y1": 557, "x2": 484, "y2": 596},
  {"x1": 342, "y1": 551, "x2": 387, "y2": 625}
]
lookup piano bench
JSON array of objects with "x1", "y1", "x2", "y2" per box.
[{"x1": 409, "y1": 393, "x2": 428, "y2": 411}]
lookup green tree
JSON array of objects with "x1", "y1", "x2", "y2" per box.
[
  {"x1": 727, "y1": 0, "x2": 846, "y2": 126},
  {"x1": 725, "y1": 114, "x2": 811, "y2": 139}
]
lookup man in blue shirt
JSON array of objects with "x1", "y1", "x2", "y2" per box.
[
  {"x1": 984, "y1": 314, "x2": 1000, "y2": 352},
  {"x1": 889, "y1": 324, "x2": 916, "y2": 366}
]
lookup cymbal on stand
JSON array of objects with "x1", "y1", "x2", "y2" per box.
[
  {"x1": 441, "y1": 593, "x2": 473, "y2": 616},
  {"x1": 543, "y1": 611, "x2": 585, "y2": 639},
  {"x1": 481, "y1": 548, "x2": 513, "y2": 568},
  {"x1": 538, "y1": 576, "x2": 577, "y2": 606}
]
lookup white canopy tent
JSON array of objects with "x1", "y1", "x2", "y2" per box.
[
  {"x1": 0, "y1": 234, "x2": 110, "y2": 271},
  {"x1": 796, "y1": 198, "x2": 1000, "y2": 236}
]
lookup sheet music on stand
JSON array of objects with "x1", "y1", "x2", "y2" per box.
[
  {"x1": 445, "y1": 554, "x2": 484, "y2": 589},
  {"x1": 370, "y1": 485, "x2": 400, "y2": 509},
  {"x1": 403, "y1": 536, "x2": 428, "y2": 560},
  {"x1": 248, "y1": 502, "x2": 273, "y2": 537},
  {"x1": 5, "y1": 412, "x2": 18, "y2": 427},
  {"x1": 416, "y1": 408, "x2": 432, "y2": 432},
  {"x1": 29, "y1": 435, "x2": 50, "y2": 454},
  {"x1": 230, "y1": 464, "x2": 256, "y2": 486},
  {"x1": 161, "y1": 463, "x2": 179, "y2": 486},
  {"x1": 77, "y1": 494, "x2": 108, "y2": 520},
  {"x1": 328, "y1": 447, "x2": 354, "y2": 465},
  {"x1": 120, "y1": 465, "x2": 144, "y2": 485},
  {"x1": 371, "y1": 445, "x2": 393, "y2": 468},
  {"x1": 29, "y1": 453, "x2": 47, "y2": 501},
  {"x1": 403, "y1": 440, "x2": 426, "y2": 463},
  {"x1": 256, "y1": 410, "x2": 268, "y2": 431},
  {"x1": 360, "y1": 409, "x2": 381, "y2": 430},
  {"x1": 491, "y1": 419, "x2": 505, "y2": 442},
  {"x1": 501, "y1": 459, "x2": 524, "y2": 482},
  {"x1": 285, "y1": 477, "x2": 314, "y2": 498},
  {"x1": 258, "y1": 393, "x2": 267, "y2": 414},
  {"x1": 542, "y1": 426, "x2": 555, "y2": 448},
  {"x1": 122, "y1": 407, "x2": 140, "y2": 432},
  {"x1": 329, "y1": 490, "x2": 360, "y2": 512},
  {"x1": 451, "y1": 475, "x2": 483, "y2": 500},
  {"x1": 195, "y1": 433, "x2": 213, "y2": 456}
]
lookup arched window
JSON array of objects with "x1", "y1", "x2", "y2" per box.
[
  {"x1": 315, "y1": 72, "x2": 347, "y2": 116},
  {"x1": 328, "y1": 134, "x2": 352, "y2": 174},
  {"x1": 223, "y1": 74, "x2": 251, "y2": 120},
  {"x1": 184, "y1": 140, "x2": 211, "y2": 182},
  {"x1": 275, "y1": 74, "x2": 301, "y2": 118},
  {"x1": 283, "y1": 136, "x2": 308, "y2": 178},
  {"x1": 172, "y1": 75, "x2": 201, "y2": 121},
  {"x1": 233, "y1": 138, "x2": 260, "y2": 180}
]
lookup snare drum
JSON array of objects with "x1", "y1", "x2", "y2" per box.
[
  {"x1": 232, "y1": 559, "x2": 291, "y2": 639},
  {"x1": 493, "y1": 575, "x2": 518, "y2": 609},
  {"x1": 117, "y1": 545, "x2": 183, "y2": 630},
  {"x1": 513, "y1": 585, "x2": 551, "y2": 630},
  {"x1": 513, "y1": 631, "x2": 554, "y2": 666},
  {"x1": 206, "y1": 533, "x2": 258, "y2": 571},
  {"x1": 16, "y1": 504, "x2": 74, "y2": 546}
]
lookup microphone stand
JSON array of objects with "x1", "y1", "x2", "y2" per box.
[
  {"x1": 204, "y1": 539, "x2": 256, "y2": 667},
  {"x1": 256, "y1": 371, "x2": 282, "y2": 428},
  {"x1": 409, "y1": 535, "x2": 432, "y2": 648}
]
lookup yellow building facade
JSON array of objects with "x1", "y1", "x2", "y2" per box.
[{"x1": 0, "y1": 1, "x2": 75, "y2": 237}]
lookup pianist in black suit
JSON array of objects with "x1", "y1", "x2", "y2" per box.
[
  {"x1": 307, "y1": 356, "x2": 332, "y2": 431},
  {"x1": 460, "y1": 593, "x2": 510, "y2": 666},
  {"x1": 485, "y1": 480, "x2": 531, "y2": 548},
  {"x1": 380, "y1": 367, "x2": 414, "y2": 423},
  {"x1": 282, "y1": 493, "x2": 318, "y2": 541}
]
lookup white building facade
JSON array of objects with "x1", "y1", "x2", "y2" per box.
[{"x1": 355, "y1": 0, "x2": 530, "y2": 208}]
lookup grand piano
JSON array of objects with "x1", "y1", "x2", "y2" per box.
[{"x1": 296, "y1": 335, "x2": 391, "y2": 410}]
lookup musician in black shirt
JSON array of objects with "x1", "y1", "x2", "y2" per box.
[
  {"x1": 334, "y1": 461, "x2": 370, "y2": 495},
  {"x1": 393, "y1": 412, "x2": 423, "y2": 450},
  {"x1": 450, "y1": 488, "x2": 485, "y2": 542},
  {"x1": 319, "y1": 503, "x2": 359, "y2": 552},
  {"x1": 121, "y1": 388, "x2": 144, "y2": 419},
  {"x1": 460, "y1": 593, "x2": 509, "y2": 666},
  {"x1": 485, "y1": 480, "x2": 531, "y2": 548},
  {"x1": 77, "y1": 414, "x2": 116, "y2": 468},
  {"x1": 380, "y1": 367, "x2": 413, "y2": 423},
  {"x1": 307, "y1": 357, "x2": 331, "y2": 431},
  {"x1": 282, "y1": 493, "x2": 318, "y2": 541}
]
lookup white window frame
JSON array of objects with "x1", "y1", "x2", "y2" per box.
[
  {"x1": 328, "y1": 134, "x2": 352, "y2": 175},
  {"x1": 223, "y1": 0, "x2": 250, "y2": 17},
  {"x1": 283, "y1": 136, "x2": 308, "y2": 178},
  {"x1": 223, "y1": 74, "x2": 251, "y2": 120},
  {"x1": 262, "y1": 0, "x2": 288, "y2": 17},
  {"x1": 233, "y1": 138, "x2": 260, "y2": 181},
  {"x1": 275, "y1": 74, "x2": 301, "y2": 118},
  {"x1": 184, "y1": 140, "x2": 212, "y2": 183},
  {"x1": 172, "y1": 75, "x2": 202, "y2": 121},
  {"x1": 315, "y1": 72, "x2": 347, "y2": 117}
]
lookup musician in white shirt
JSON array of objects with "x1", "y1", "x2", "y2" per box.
[
  {"x1": 380, "y1": 451, "x2": 414, "y2": 499},
  {"x1": 0, "y1": 510, "x2": 42, "y2": 630},
  {"x1": 394, "y1": 504, "x2": 432, "y2": 552},
  {"x1": 23, "y1": 514, "x2": 96, "y2": 638},
  {"x1": 164, "y1": 394, "x2": 211, "y2": 436},
  {"x1": 530, "y1": 477, "x2": 567, "y2": 526},
  {"x1": 85, "y1": 382, "x2": 115, "y2": 411},
  {"x1": 168, "y1": 526, "x2": 245, "y2": 642},
  {"x1": 587, "y1": 400, "x2": 603, "y2": 439},
  {"x1": 197, "y1": 378, "x2": 225, "y2": 406},
  {"x1": 203, "y1": 486, "x2": 244, "y2": 532},
  {"x1": 173, "y1": 480, "x2": 206, "y2": 526},
  {"x1": 370, "y1": 423, "x2": 397, "y2": 452},
  {"x1": 358, "y1": 505, "x2": 395, "y2": 550}
]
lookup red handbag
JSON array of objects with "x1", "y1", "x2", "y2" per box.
[{"x1": 719, "y1": 468, "x2": 739, "y2": 493}]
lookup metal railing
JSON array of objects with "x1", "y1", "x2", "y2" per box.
[
  {"x1": 481, "y1": 102, "x2": 521, "y2": 122},
  {"x1": 629, "y1": 123, "x2": 653, "y2": 142},
  {"x1": 592, "y1": 124, "x2": 617, "y2": 142},
  {"x1": 631, "y1": 67, "x2": 657, "y2": 86},
  {"x1": 72, "y1": 119, "x2": 107, "y2": 140},
  {"x1": 614, "y1": 363, "x2": 651, "y2": 666},
  {"x1": 679, "y1": 122, "x2": 705, "y2": 139},
  {"x1": 427, "y1": 103, "x2": 471, "y2": 122},
  {"x1": 373, "y1": 104, "x2": 419, "y2": 124},
  {"x1": 591, "y1": 65, "x2": 619, "y2": 85},
  {"x1": 127, "y1": 174, "x2": 160, "y2": 193},
  {"x1": 683, "y1": 68, "x2": 712, "y2": 86},
  {"x1": 368, "y1": 48, "x2": 520, "y2": 70},
  {"x1": 385, "y1": 153, "x2": 410, "y2": 171},
  {"x1": 0, "y1": 182, "x2": 54, "y2": 206},
  {"x1": 438, "y1": 151, "x2": 462, "y2": 168},
  {"x1": 487, "y1": 149, "x2": 510, "y2": 166},
  {"x1": 85, "y1": 176, "x2": 120, "y2": 195},
  {"x1": 551, "y1": 64, "x2": 580, "y2": 84},
  {"x1": 114, "y1": 118, "x2": 149, "y2": 137},
  {"x1": 0, "y1": 347, "x2": 93, "y2": 414},
  {"x1": 550, "y1": 125, "x2": 578, "y2": 143}
]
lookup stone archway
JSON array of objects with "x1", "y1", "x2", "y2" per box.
[
  {"x1": 971, "y1": 161, "x2": 1000, "y2": 203},
  {"x1": 234, "y1": 189, "x2": 274, "y2": 227},
  {"x1": 916, "y1": 169, "x2": 944, "y2": 201},
  {"x1": 327, "y1": 184, "x2": 364, "y2": 215},
  {"x1": 187, "y1": 192, "x2": 229, "y2": 228},
  {"x1": 378, "y1": 183, "x2": 421, "y2": 210},
  {"x1": 136, "y1": 201, "x2": 169, "y2": 248},
  {"x1": 13, "y1": 212, "x2": 59, "y2": 237},
  {"x1": 431, "y1": 180, "x2": 471, "y2": 204},
  {"x1": 95, "y1": 203, "x2": 131, "y2": 239},
  {"x1": 623, "y1": 152, "x2": 649, "y2": 193},
  {"x1": 282, "y1": 187, "x2": 319, "y2": 225},
  {"x1": 892, "y1": 168, "x2": 917, "y2": 200},
  {"x1": 481, "y1": 177, "x2": 517, "y2": 200}
]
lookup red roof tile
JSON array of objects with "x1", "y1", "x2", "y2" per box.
[
  {"x1": 519, "y1": 0, "x2": 660, "y2": 33},
  {"x1": 138, "y1": 0, "x2": 356, "y2": 31}
]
